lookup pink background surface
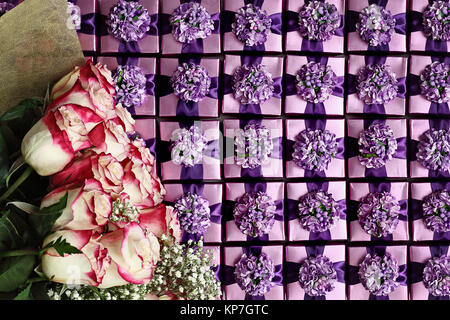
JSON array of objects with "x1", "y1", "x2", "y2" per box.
[{"x1": 411, "y1": 183, "x2": 439, "y2": 241}]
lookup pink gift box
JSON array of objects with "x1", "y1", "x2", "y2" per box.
[
  {"x1": 70, "y1": 0, "x2": 97, "y2": 52},
  {"x1": 159, "y1": 120, "x2": 221, "y2": 181},
  {"x1": 223, "y1": 55, "x2": 283, "y2": 115},
  {"x1": 163, "y1": 183, "x2": 223, "y2": 243},
  {"x1": 160, "y1": 0, "x2": 221, "y2": 54},
  {"x1": 100, "y1": 0, "x2": 159, "y2": 54},
  {"x1": 347, "y1": 118, "x2": 407, "y2": 178},
  {"x1": 223, "y1": 119, "x2": 283, "y2": 178},
  {"x1": 410, "y1": 182, "x2": 450, "y2": 241},
  {"x1": 347, "y1": 0, "x2": 407, "y2": 52},
  {"x1": 348, "y1": 246, "x2": 408, "y2": 300},
  {"x1": 410, "y1": 119, "x2": 450, "y2": 178},
  {"x1": 134, "y1": 118, "x2": 156, "y2": 161},
  {"x1": 225, "y1": 182, "x2": 285, "y2": 242},
  {"x1": 223, "y1": 246, "x2": 284, "y2": 300},
  {"x1": 286, "y1": 181, "x2": 347, "y2": 241},
  {"x1": 158, "y1": 58, "x2": 220, "y2": 117},
  {"x1": 347, "y1": 55, "x2": 407, "y2": 115},
  {"x1": 285, "y1": 55, "x2": 345, "y2": 115},
  {"x1": 97, "y1": 56, "x2": 156, "y2": 116},
  {"x1": 285, "y1": 245, "x2": 346, "y2": 300},
  {"x1": 285, "y1": 0, "x2": 345, "y2": 53},
  {"x1": 349, "y1": 182, "x2": 409, "y2": 241},
  {"x1": 285, "y1": 119, "x2": 345, "y2": 178}
]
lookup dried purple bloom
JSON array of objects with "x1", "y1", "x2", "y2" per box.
[
  {"x1": 297, "y1": 190, "x2": 340, "y2": 233},
  {"x1": 416, "y1": 128, "x2": 450, "y2": 172},
  {"x1": 0, "y1": 2, "x2": 14, "y2": 17},
  {"x1": 234, "y1": 252, "x2": 275, "y2": 296},
  {"x1": 234, "y1": 123, "x2": 273, "y2": 169},
  {"x1": 358, "y1": 123, "x2": 398, "y2": 169},
  {"x1": 356, "y1": 64, "x2": 398, "y2": 105},
  {"x1": 170, "y1": 63, "x2": 211, "y2": 103},
  {"x1": 107, "y1": 0, "x2": 151, "y2": 42},
  {"x1": 169, "y1": 2, "x2": 214, "y2": 43},
  {"x1": 423, "y1": 1, "x2": 450, "y2": 41},
  {"x1": 232, "y1": 4, "x2": 272, "y2": 47},
  {"x1": 174, "y1": 192, "x2": 211, "y2": 235},
  {"x1": 422, "y1": 190, "x2": 450, "y2": 233},
  {"x1": 356, "y1": 4, "x2": 396, "y2": 47},
  {"x1": 170, "y1": 126, "x2": 207, "y2": 167},
  {"x1": 357, "y1": 192, "x2": 400, "y2": 238},
  {"x1": 296, "y1": 62, "x2": 337, "y2": 103},
  {"x1": 358, "y1": 252, "x2": 400, "y2": 296},
  {"x1": 298, "y1": 1, "x2": 341, "y2": 41},
  {"x1": 233, "y1": 192, "x2": 276, "y2": 238},
  {"x1": 67, "y1": 2, "x2": 81, "y2": 30},
  {"x1": 423, "y1": 255, "x2": 450, "y2": 297},
  {"x1": 232, "y1": 64, "x2": 274, "y2": 105},
  {"x1": 420, "y1": 61, "x2": 450, "y2": 104},
  {"x1": 298, "y1": 255, "x2": 338, "y2": 296},
  {"x1": 112, "y1": 64, "x2": 147, "y2": 108},
  {"x1": 292, "y1": 128, "x2": 338, "y2": 172}
]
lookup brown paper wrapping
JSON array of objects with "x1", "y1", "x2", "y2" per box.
[{"x1": 0, "y1": 0, "x2": 85, "y2": 116}]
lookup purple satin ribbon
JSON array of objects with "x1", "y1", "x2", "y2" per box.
[{"x1": 144, "y1": 138, "x2": 156, "y2": 159}]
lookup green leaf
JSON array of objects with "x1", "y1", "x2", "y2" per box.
[
  {"x1": 0, "y1": 255, "x2": 35, "y2": 292},
  {"x1": 0, "y1": 210, "x2": 25, "y2": 251},
  {"x1": 40, "y1": 236, "x2": 81, "y2": 257},
  {"x1": 0, "y1": 132, "x2": 9, "y2": 187},
  {"x1": 13, "y1": 283, "x2": 32, "y2": 300},
  {"x1": 0, "y1": 98, "x2": 43, "y2": 122}
]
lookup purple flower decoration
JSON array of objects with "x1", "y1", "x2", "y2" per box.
[
  {"x1": 298, "y1": 1, "x2": 340, "y2": 41},
  {"x1": 292, "y1": 128, "x2": 338, "y2": 172},
  {"x1": 232, "y1": 64, "x2": 274, "y2": 105},
  {"x1": 356, "y1": 64, "x2": 398, "y2": 105},
  {"x1": 107, "y1": 0, "x2": 151, "y2": 42},
  {"x1": 358, "y1": 123, "x2": 398, "y2": 169},
  {"x1": 170, "y1": 126, "x2": 207, "y2": 167},
  {"x1": 298, "y1": 255, "x2": 338, "y2": 297},
  {"x1": 233, "y1": 192, "x2": 276, "y2": 238},
  {"x1": 232, "y1": 4, "x2": 272, "y2": 47},
  {"x1": 67, "y1": 2, "x2": 81, "y2": 30},
  {"x1": 297, "y1": 190, "x2": 340, "y2": 233},
  {"x1": 358, "y1": 252, "x2": 400, "y2": 296},
  {"x1": 112, "y1": 65, "x2": 147, "y2": 108},
  {"x1": 234, "y1": 123, "x2": 273, "y2": 169},
  {"x1": 416, "y1": 128, "x2": 450, "y2": 172},
  {"x1": 356, "y1": 4, "x2": 396, "y2": 47},
  {"x1": 234, "y1": 252, "x2": 275, "y2": 296},
  {"x1": 422, "y1": 190, "x2": 450, "y2": 233},
  {"x1": 423, "y1": 1, "x2": 450, "y2": 41},
  {"x1": 174, "y1": 192, "x2": 211, "y2": 235},
  {"x1": 423, "y1": 255, "x2": 450, "y2": 297},
  {"x1": 169, "y1": 2, "x2": 214, "y2": 44},
  {"x1": 357, "y1": 192, "x2": 400, "y2": 238},
  {"x1": 420, "y1": 62, "x2": 450, "y2": 104},
  {"x1": 0, "y1": 2, "x2": 14, "y2": 17},
  {"x1": 295, "y1": 62, "x2": 337, "y2": 103},
  {"x1": 170, "y1": 63, "x2": 211, "y2": 103}
]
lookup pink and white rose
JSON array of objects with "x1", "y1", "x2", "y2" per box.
[{"x1": 140, "y1": 204, "x2": 182, "y2": 243}]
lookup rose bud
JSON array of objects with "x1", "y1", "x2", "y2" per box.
[{"x1": 140, "y1": 204, "x2": 182, "y2": 244}]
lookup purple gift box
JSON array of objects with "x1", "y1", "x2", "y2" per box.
[
  {"x1": 69, "y1": 0, "x2": 97, "y2": 52},
  {"x1": 158, "y1": 57, "x2": 220, "y2": 117},
  {"x1": 287, "y1": 181, "x2": 347, "y2": 241},
  {"x1": 225, "y1": 182, "x2": 284, "y2": 242},
  {"x1": 347, "y1": 118, "x2": 407, "y2": 178},
  {"x1": 349, "y1": 182, "x2": 409, "y2": 241},
  {"x1": 224, "y1": 118, "x2": 283, "y2": 179},
  {"x1": 411, "y1": 182, "x2": 450, "y2": 241},
  {"x1": 285, "y1": 245, "x2": 346, "y2": 300},
  {"x1": 410, "y1": 245, "x2": 450, "y2": 300},
  {"x1": 134, "y1": 118, "x2": 156, "y2": 162},
  {"x1": 347, "y1": 55, "x2": 407, "y2": 115},
  {"x1": 285, "y1": 55, "x2": 345, "y2": 115},
  {"x1": 410, "y1": 119, "x2": 450, "y2": 178},
  {"x1": 223, "y1": 246, "x2": 284, "y2": 300},
  {"x1": 163, "y1": 183, "x2": 222, "y2": 243},
  {"x1": 408, "y1": 55, "x2": 450, "y2": 115},
  {"x1": 160, "y1": 0, "x2": 221, "y2": 54},
  {"x1": 223, "y1": 55, "x2": 283, "y2": 115},
  {"x1": 222, "y1": 0, "x2": 282, "y2": 53},
  {"x1": 100, "y1": 0, "x2": 159, "y2": 54},
  {"x1": 285, "y1": 0, "x2": 345, "y2": 53},
  {"x1": 348, "y1": 246, "x2": 408, "y2": 300},
  {"x1": 285, "y1": 119, "x2": 345, "y2": 178},
  {"x1": 97, "y1": 56, "x2": 156, "y2": 116},
  {"x1": 158, "y1": 120, "x2": 221, "y2": 181},
  {"x1": 347, "y1": 0, "x2": 407, "y2": 52}
]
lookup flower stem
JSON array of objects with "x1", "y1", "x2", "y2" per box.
[
  {"x1": 0, "y1": 248, "x2": 38, "y2": 259},
  {"x1": 0, "y1": 165, "x2": 33, "y2": 203}
]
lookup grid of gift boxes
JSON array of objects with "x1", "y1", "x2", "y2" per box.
[{"x1": 14, "y1": 0, "x2": 448, "y2": 300}]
